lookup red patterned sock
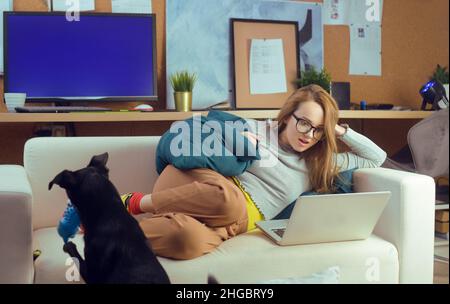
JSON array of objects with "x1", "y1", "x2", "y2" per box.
[{"x1": 128, "y1": 192, "x2": 144, "y2": 215}]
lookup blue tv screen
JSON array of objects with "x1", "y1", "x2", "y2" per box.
[{"x1": 4, "y1": 13, "x2": 157, "y2": 102}]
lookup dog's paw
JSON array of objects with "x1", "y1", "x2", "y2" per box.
[
  {"x1": 63, "y1": 241, "x2": 78, "y2": 255},
  {"x1": 208, "y1": 275, "x2": 219, "y2": 284}
]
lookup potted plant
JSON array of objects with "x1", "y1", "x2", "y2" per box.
[
  {"x1": 295, "y1": 67, "x2": 332, "y2": 93},
  {"x1": 169, "y1": 70, "x2": 197, "y2": 112},
  {"x1": 430, "y1": 64, "x2": 449, "y2": 100}
]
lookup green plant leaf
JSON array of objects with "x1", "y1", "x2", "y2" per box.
[
  {"x1": 430, "y1": 64, "x2": 449, "y2": 84},
  {"x1": 169, "y1": 71, "x2": 197, "y2": 92},
  {"x1": 295, "y1": 67, "x2": 332, "y2": 93}
]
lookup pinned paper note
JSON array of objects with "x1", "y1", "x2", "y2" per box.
[
  {"x1": 323, "y1": 0, "x2": 384, "y2": 76},
  {"x1": 349, "y1": 24, "x2": 382, "y2": 76},
  {"x1": 249, "y1": 39, "x2": 287, "y2": 95},
  {"x1": 323, "y1": 0, "x2": 383, "y2": 25},
  {"x1": 323, "y1": 0, "x2": 349, "y2": 25},
  {"x1": 111, "y1": 0, "x2": 152, "y2": 14},
  {"x1": 50, "y1": 0, "x2": 96, "y2": 11}
]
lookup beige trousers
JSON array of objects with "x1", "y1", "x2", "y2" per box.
[{"x1": 139, "y1": 165, "x2": 248, "y2": 260}]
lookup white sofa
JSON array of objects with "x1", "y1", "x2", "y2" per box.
[{"x1": 0, "y1": 136, "x2": 436, "y2": 284}]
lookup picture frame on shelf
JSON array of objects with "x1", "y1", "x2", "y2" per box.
[{"x1": 231, "y1": 18, "x2": 300, "y2": 109}]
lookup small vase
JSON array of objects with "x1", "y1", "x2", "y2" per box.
[
  {"x1": 444, "y1": 84, "x2": 449, "y2": 100},
  {"x1": 174, "y1": 92, "x2": 192, "y2": 112}
]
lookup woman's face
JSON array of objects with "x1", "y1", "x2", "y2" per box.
[{"x1": 280, "y1": 100, "x2": 325, "y2": 153}]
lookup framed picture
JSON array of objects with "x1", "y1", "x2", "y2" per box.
[{"x1": 231, "y1": 18, "x2": 300, "y2": 109}]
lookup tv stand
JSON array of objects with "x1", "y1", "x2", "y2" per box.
[
  {"x1": 14, "y1": 105, "x2": 112, "y2": 113},
  {"x1": 54, "y1": 101, "x2": 73, "y2": 107}
]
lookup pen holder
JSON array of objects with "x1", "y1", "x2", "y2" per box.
[
  {"x1": 174, "y1": 92, "x2": 193, "y2": 112},
  {"x1": 4, "y1": 93, "x2": 27, "y2": 112}
]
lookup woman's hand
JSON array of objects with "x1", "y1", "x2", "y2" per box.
[{"x1": 335, "y1": 124, "x2": 348, "y2": 137}]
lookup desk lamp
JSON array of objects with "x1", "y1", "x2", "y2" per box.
[{"x1": 420, "y1": 80, "x2": 449, "y2": 110}]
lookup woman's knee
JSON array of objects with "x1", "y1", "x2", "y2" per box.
[
  {"x1": 164, "y1": 225, "x2": 210, "y2": 260},
  {"x1": 141, "y1": 214, "x2": 205, "y2": 260}
]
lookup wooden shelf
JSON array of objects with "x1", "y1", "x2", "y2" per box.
[
  {"x1": 435, "y1": 245, "x2": 449, "y2": 263},
  {"x1": 339, "y1": 110, "x2": 432, "y2": 119},
  {"x1": 436, "y1": 203, "x2": 450, "y2": 211},
  {"x1": 435, "y1": 236, "x2": 450, "y2": 247},
  {"x1": 0, "y1": 110, "x2": 433, "y2": 123}
]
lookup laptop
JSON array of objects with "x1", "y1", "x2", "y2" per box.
[{"x1": 256, "y1": 191, "x2": 391, "y2": 246}]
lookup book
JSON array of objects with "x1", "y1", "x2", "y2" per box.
[
  {"x1": 435, "y1": 232, "x2": 450, "y2": 241},
  {"x1": 435, "y1": 221, "x2": 450, "y2": 234},
  {"x1": 435, "y1": 245, "x2": 449, "y2": 263},
  {"x1": 436, "y1": 210, "x2": 449, "y2": 222}
]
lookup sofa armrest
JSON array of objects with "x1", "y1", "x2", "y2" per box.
[
  {"x1": 353, "y1": 168, "x2": 435, "y2": 284},
  {"x1": 0, "y1": 165, "x2": 34, "y2": 283}
]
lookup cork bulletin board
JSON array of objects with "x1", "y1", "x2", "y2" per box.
[
  {"x1": 1, "y1": 0, "x2": 448, "y2": 111},
  {"x1": 232, "y1": 19, "x2": 299, "y2": 109}
]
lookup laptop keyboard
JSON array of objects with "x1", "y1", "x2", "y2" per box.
[{"x1": 272, "y1": 228, "x2": 286, "y2": 238}]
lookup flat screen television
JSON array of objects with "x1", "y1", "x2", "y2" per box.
[{"x1": 3, "y1": 12, "x2": 157, "y2": 103}]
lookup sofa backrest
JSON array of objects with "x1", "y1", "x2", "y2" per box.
[{"x1": 24, "y1": 136, "x2": 161, "y2": 230}]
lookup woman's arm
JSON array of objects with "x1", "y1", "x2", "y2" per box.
[{"x1": 335, "y1": 125, "x2": 387, "y2": 171}]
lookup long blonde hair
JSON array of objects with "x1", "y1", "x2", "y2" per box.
[{"x1": 277, "y1": 84, "x2": 340, "y2": 193}]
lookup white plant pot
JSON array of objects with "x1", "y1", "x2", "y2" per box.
[{"x1": 444, "y1": 83, "x2": 449, "y2": 100}]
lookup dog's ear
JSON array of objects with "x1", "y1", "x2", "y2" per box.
[
  {"x1": 49, "y1": 170, "x2": 77, "y2": 190},
  {"x1": 88, "y1": 153, "x2": 109, "y2": 169}
]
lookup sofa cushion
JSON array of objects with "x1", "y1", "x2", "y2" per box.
[
  {"x1": 33, "y1": 227, "x2": 399, "y2": 284},
  {"x1": 259, "y1": 266, "x2": 340, "y2": 284}
]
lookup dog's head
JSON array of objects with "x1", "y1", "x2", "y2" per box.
[{"x1": 48, "y1": 153, "x2": 111, "y2": 211}]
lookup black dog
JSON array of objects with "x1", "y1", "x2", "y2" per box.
[{"x1": 49, "y1": 153, "x2": 170, "y2": 284}]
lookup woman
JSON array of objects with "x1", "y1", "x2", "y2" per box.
[{"x1": 122, "y1": 84, "x2": 387, "y2": 260}]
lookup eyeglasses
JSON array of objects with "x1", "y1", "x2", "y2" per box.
[{"x1": 292, "y1": 114, "x2": 324, "y2": 140}]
